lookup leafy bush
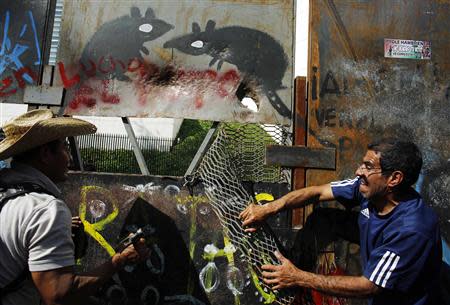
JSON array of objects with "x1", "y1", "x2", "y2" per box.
[{"x1": 80, "y1": 119, "x2": 213, "y2": 176}]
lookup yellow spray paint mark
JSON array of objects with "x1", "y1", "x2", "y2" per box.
[
  {"x1": 79, "y1": 185, "x2": 119, "y2": 257},
  {"x1": 175, "y1": 194, "x2": 208, "y2": 295},
  {"x1": 255, "y1": 193, "x2": 274, "y2": 203},
  {"x1": 79, "y1": 186, "x2": 119, "y2": 231},
  {"x1": 249, "y1": 266, "x2": 276, "y2": 304},
  {"x1": 83, "y1": 220, "x2": 116, "y2": 256},
  {"x1": 249, "y1": 193, "x2": 276, "y2": 304}
]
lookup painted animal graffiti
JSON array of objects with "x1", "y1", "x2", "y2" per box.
[
  {"x1": 163, "y1": 20, "x2": 291, "y2": 117},
  {"x1": 0, "y1": 10, "x2": 41, "y2": 96},
  {"x1": 80, "y1": 6, "x2": 173, "y2": 81}
]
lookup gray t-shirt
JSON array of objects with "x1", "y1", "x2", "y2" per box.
[{"x1": 0, "y1": 162, "x2": 75, "y2": 305}]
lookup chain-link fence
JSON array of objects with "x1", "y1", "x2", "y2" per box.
[{"x1": 77, "y1": 133, "x2": 190, "y2": 176}]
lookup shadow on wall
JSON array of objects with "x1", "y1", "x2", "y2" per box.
[{"x1": 289, "y1": 208, "x2": 362, "y2": 305}]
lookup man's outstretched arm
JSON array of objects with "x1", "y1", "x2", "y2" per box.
[
  {"x1": 31, "y1": 239, "x2": 149, "y2": 305},
  {"x1": 263, "y1": 251, "x2": 379, "y2": 298},
  {"x1": 240, "y1": 184, "x2": 334, "y2": 232}
]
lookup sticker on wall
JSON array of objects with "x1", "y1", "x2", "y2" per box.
[{"x1": 384, "y1": 39, "x2": 431, "y2": 60}]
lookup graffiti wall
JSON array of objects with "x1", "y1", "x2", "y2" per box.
[
  {"x1": 0, "y1": 0, "x2": 50, "y2": 103},
  {"x1": 62, "y1": 173, "x2": 294, "y2": 305},
  {"x1": 55, "y1": 0, "x2": 294, "y2": 124},
  {"x1": 51, "y1": 0, "x2": 294, "y2": 124},
  {"x1": 307, "y1": 0, "x2": 450, "y2": 304}
]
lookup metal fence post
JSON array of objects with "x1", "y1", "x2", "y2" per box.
[{"x1": 122, "y1": 117, "x2": 150, "y2": 176}]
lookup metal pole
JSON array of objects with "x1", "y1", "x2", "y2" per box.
[
  {"x1": 184, "y1": 121, "x2": 219, "y2": 177},
  {"x1": 122, "y1": 117, "x2": 150, "y2": 175},
  {"x1": 68, "y1": 136, "x2": 84, "y2": 171}
]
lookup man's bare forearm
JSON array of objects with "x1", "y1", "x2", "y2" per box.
[
  {"x1": 70, "y1": 254, "x2": 125, "y2": 296},
  {"x1": 296, "y1": 271, "x2": 379, "y2": 298},
  {"x1": 268, "y1": 184, "x2": 333, "y2": 213}
]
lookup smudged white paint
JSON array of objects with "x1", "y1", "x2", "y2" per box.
[
  {"x1": 176, "y1": 203, "x2": 189, "y2": 214},
  {"x1": 122, "y1": 183, "x2": 161, "y2": 194},
  {"x1": 164, "y1": 184, "x2": 180, "y2": 196},
  {"x1": 199, "y1": 262, "x2": 220, "y2": 293},
  {"x1": 88, "y1": 199, "x2": 106, "y2": 218},
  {"x1": 191, "y1": 40, "x2": 204, "y2": 48},
  {"x1": 204, "y1": 244, "x2": 219, "y2": 255},
  {"x1": 139, "y1": 23, "x2": 153, "y2": 32},
  {"x1": 226, "y1": 266, "x2": 244, "y2": 295},
  {"x1": 241, "y1": 97, "x2": 258, "y2": 112},
  {"x1": 223, "y1": 244, "x2": 237, "y2": 254}
]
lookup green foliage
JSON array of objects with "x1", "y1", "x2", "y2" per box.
[
  {"x1": 80, "y1": 119, "x2": 213, "y2": 176},
  {"x1": 79, "y1": 120, "x2": 280, "y2": 181}
]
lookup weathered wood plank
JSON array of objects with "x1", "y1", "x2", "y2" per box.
[
  {"x1": 266, "y1": 145, "x2": 336, "y2": 169},
  {"x1": 292, "y1": 76, "x2": 307, "y2": 228}
]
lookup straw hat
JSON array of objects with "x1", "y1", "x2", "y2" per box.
[{"x1": 0, "y1": 109, "x2": 96, "y2": 160}]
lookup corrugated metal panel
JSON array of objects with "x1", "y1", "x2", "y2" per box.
[{"x1": 48, "y1": 0, "x2": 64, "y2": 66}]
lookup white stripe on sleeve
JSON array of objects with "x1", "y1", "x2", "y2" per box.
[
  {"x1": 375, "y1": 252, "x2": 396, "y2": 285},
  {"x1": 330, "y1": 178, "x2": 358, "y2": 187},
  {"x1": 381, "y1": 255, "x2": 400, "y2": 288},
  {"x1": 369, "y1": 251, "x2": 391, "y2": 281}
]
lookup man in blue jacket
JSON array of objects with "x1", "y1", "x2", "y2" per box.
[{"x1": 240, "y1": 138, "x2": 441, "y2": 305}]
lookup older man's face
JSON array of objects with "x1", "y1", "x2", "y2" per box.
[{"x1": 355, "y1": 150, "x2": 390, "y2": 202}]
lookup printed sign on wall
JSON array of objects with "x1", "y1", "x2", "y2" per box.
[{"x1": 384, "y1": 38, "x2": 431, "y2": 60}]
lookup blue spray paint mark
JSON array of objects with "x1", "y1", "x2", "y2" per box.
[
  {"x1": 443, "y1": 239, "x2": 450, "y2": 265},
  {"x1": 0, "y1": 10, "x2": 41, "y2": 84},
  {"x1": 19, "y1": 24, "x2": 27, "y2": 38},
  {"x1": 28, "y1": 11, "x2": 41, "y2": 67},
  {"x1": 0, "y1": 11, "x2": 11, "y2": 62}
]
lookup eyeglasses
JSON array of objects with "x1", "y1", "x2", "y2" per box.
[{"x1": 356, "y1": 162, "x2": 382, "y2": 173}]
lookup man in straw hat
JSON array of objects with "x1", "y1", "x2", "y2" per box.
[{"x1": 0, "y1": 109, "x2": 149, "y2": 305}]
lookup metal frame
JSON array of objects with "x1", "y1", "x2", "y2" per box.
[
  {"x1": 184, "y1": 121, "x2": 219, "y2": 177},
  {"x1": 122, "y1": 117, "x2": 150, "y2": 176}
]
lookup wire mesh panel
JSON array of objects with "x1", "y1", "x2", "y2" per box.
[
  {"x1": 196, "y1": 126, "x2": 295, "y2": 305},
  {"x1": 221, "y1": 123, "x2": 291, "y2": 184}
]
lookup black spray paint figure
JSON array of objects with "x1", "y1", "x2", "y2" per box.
[
  {"x1": 163, "y1": 20, "x2": 291, "y2": 118},
  {"x1": 80, "y1": 7, "x2": 173, "y2": 81}
]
